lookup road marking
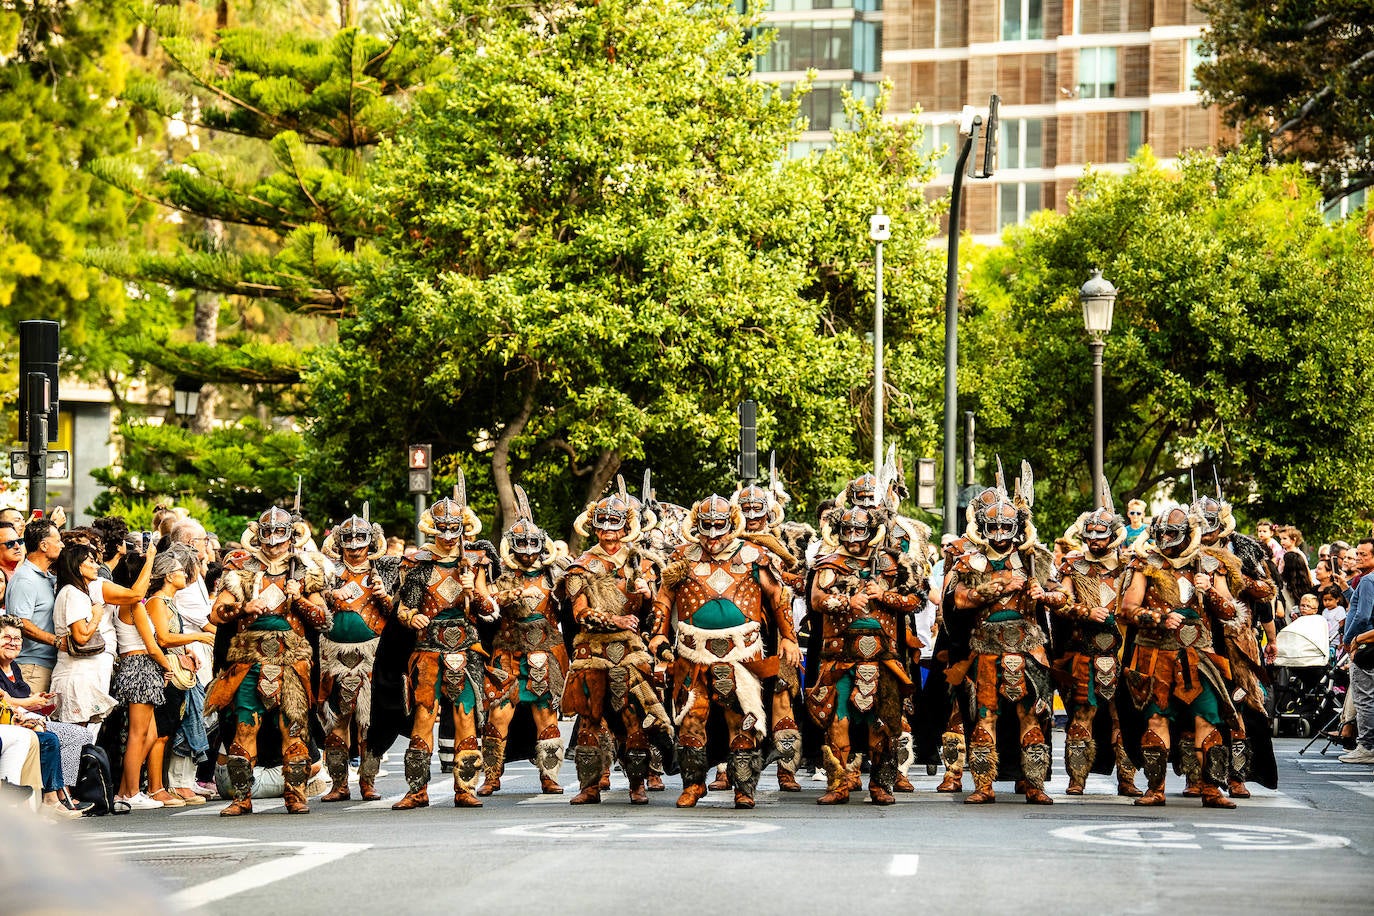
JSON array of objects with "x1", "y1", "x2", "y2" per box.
[
  {"x1": 888, "y1": 854, "x2": 920, "y2": 876},
  {"x1": 173, "y1": 798, "x2": 286, "y2": 817},
  {"x1": 1052, "y1": 821, "x2": 1350, "y2": 851},
  {"x1": 493, "y1": 820, "x2": 781, "y2": 839},
  {"x1": 1330, "y1": 779, "x2": 1374, "y2": 799},
  {"x1": 167, "y1": 842, "x2": 371, "y2": 911}
]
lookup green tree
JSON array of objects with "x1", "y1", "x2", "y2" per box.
[
  {"x1": 0, "y1": 0, "x2": 161, "y2": 408},
  {"x1": 306, "y1": 0, "x2": 946, "y2": 541},
  {"x1": 963, "y1": 146, "x2": 1374, "y2": 540},
  {"x1": 1196, "y1": 0, "x2": 1374, "y2": 206}
]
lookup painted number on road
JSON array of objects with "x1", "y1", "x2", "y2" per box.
[
  {"x1": 1052, "y1": 821, "x2": 1349, "y2": 852},
  {"x1": 493, "y1": 820, "x2": 781, "y2": 840}
]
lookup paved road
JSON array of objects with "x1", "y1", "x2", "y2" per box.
[{"x1": 40, "y1": 733, "x2": 1374, "y2": 914}]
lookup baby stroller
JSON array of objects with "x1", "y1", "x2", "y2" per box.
[{"x1": 1270, "y1": 615, "x2": 1340, "y2": 738}]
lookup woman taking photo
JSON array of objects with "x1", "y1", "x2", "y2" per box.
[
  {"x1": 111, "y1": 546, "x2": 184, "y2": 809},
  {"x1": 144, "y1": 544, "x2": 213, "y2": 807},
  {"x1": 50, "y1": 543, "x2": 155, "y2": 734}
]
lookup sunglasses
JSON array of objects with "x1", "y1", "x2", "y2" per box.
[
  {"x1": 1128, "y1": 511, "x2": 1143, "y2": 517},
  {"x1": 1, "y1": 538, "x2": 22, "y2": 549}
]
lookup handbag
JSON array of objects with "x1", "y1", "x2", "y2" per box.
[
  {"x1": 64, "y1": 628, "x2": 107, "y2": 659},
  {"x1": 166, "y1": 652, "x2": 197, "y2": 690},
  {"x1": 1353, "y1": 641, "x2": 1374, "y2": 672}
]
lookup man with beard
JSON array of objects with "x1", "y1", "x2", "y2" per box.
[
  {"x1": 806, "y1": 504, "x2": 923, "y2": 805},
  {"x1": 560, "y1": 485, "x2": 673, "y2": 805},
  {"x1": 1119, "y1": 503, "x2": 1245, "y2": 809},
  {"x1": 1051, "y1": 481, "x2": 1140, "y2": 796},
  {"x1": 651, "y1": 495, "x2": 799, "y2": 809},
  {"x1": 317, "y1": 506, "x2": 399, "y2": 802},
  {"x1": 479, "y1": 487, "x2": 570, "y2": 796},
  {"x1": 391, "y1": 486, "x2": 504, "y2": 810},
  {"x1": 206, "y1": 504, "x2": 331, "y2": 816},
  {"x1": 948, "y1": 462, "x2": 1063, "y2": 805}
]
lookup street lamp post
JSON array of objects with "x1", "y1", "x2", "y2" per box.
[
  {"x1": 1080, "y1": 268, "x2": 1117, "y2": 503},
  {"x1": 870, "y1": 208, "x2": 891, "y2": 474},
  {"x1": 173, "y1": 377, "x2": 203, "y2": 427}
]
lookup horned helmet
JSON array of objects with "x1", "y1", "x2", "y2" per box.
[
  {"x1": 836, "y1": 505, "x2": 880, "y2": 552},
  {"x1": 245, "y1": 504, "x2": 309, "y2": 555},
  {"x1": 324, "y1": 503, "x2": 386, "y2": 562},
  {"x1": 1065, "y1": 477, "x2": 1126, "y2": 558},
  {"x1": 1149, "y1": 504, "x2": 1203, "y2": 557},
  {"x1": 845, "y1": 473, "x2": 881, "y2": 509},
  {"x1": 685, "y1": 494, "x2": 742, "y2": 543},
  {"x1": 574, "y1": 476, "x2": 642, "y2": 543},
  {"x1": 500, "y1": 485, "x2": 560, "y2": 567},
  {"x1": 419, "y1": 496, "x2": 481, "y2": 544},
  {"x1": 966, "y1": 457, "x2": 1036, "y2": 558}
]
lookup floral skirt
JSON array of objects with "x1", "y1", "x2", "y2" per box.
[{"x1": 112, "y1": 654, "x2": 166, "y2": 706}]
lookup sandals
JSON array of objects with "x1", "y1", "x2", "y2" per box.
[{"x1": 148, "y1": 789, "x2": 186, "y2": 808}]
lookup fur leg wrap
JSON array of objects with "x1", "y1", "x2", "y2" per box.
[
  {"x1": 324, "y1": 745, "x2": 348, "y2": 786},
  {"x1": 598, "y1": 727, "x2": 617, "y2": 772},
  {"x1": 678, "y1": 745, "x2": 709, "y2": 787},
  {"x1": 1141, "y1": 744, "x2": 1167, "y2": 792},
  {"x1": 940, "y1": 731, "x2": 965, "y2": 773},
  {"x1": 968, "y1": 743, "x2": 997, "y2": 790},
  {"x1": 773, "y1": 727, "x2": 802, "y2": 774},
  {"x1": 226, "y1": 754, "x2": 254, "y2": 803},
  {"x1": 872, "y1": 751, "x2": 899, "y2": 793},
  {"x1": 1201, "y1": 733, "x2": 1228, "y2": 786},
  {"x1": 1230, "y1": 737, "x2": 1251, "y2": 782},
  {"x1": 1020, "y1": 743, "x2": 1051, "y2": 791},
  {"x1": 1178, "y1": 736, "x2": 1201, "y2": 786},
  {"x1": 622, "y1": 748, "x2": 650, "y2": 782},
  {"x1": 728, "y1": 748, "x2": 763, "y2": 799},
  {"x1": 575, "y1": 744, "x2": 603, "y2": 790},
  {"x1": 1065, "y1": 739, "x2": 1092, "y2": 788},
  {"x1": 481, "y1": 737, "x2": 505, "y2": 786},
  {"x1": 403, "y1": 747, "x2": 431, "y2": 795},
  {"x1": 455, "y1": 749, "x2": 483, "y2": 794},
  {"x1": 359, "y1": 751, "x2": 380, "y2": 782},
  {"x1": 897, "y1": 731, "x2": 915, "y2": 774},
  {"x1": 1114, "y1": 742, "x2": 1137, "y2": 780},
  {"x1": 536, "y1": 737, "x2": 564, "y2": 784}
]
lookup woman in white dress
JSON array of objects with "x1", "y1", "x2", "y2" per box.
[{"x1": 50, "y1": 542, "x2": 155, "y2": 729}]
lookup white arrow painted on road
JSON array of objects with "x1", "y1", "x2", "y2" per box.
[{"x1": 167, "y1": 841, "x2": 371, "y2": 911}]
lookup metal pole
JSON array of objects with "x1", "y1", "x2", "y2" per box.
[
  {"x1": 963, "y1": 410, "x2": 975, "y2": 487},
  {"x1": 1091, "y1": 339, "x2": 1105, "y2": 505},
  {"x1": 26, "y1": 373, "x2": 49, "y2": 517},
  {"x1": 943, "y1": 135, "x2": 976, "y2": 536},
  {"x1": 414, "y1": 493, "x2": 426, "y2": 548},
  {"x1": 873, "y1": 238, "x2": 884, "y2": 476}
]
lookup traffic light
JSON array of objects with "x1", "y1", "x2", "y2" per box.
[
  {"x1": 19, "y1": 320, "x2": 60, "y2": 443},
  {"x1": 408, "y1": 443, "x2": 432, "y2": 494}
]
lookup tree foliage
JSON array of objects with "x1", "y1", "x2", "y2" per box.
[
  {"x1": 964, "y1": 146, "x2": 1374, "y2": 540},
  {"x1": 1196, "y1": 0, "x2": 1374, "y2": 205},
  {"x1": 305, "y1": 0, "x2": 946, "y2": 540}
]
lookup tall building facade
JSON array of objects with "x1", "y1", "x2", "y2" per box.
[
  {"x1": 883, "y1": 1, "x2": 1227, "y2": 240},
  {"x1": 752, "y1": 0, "x2": 887, "y2": 157}
]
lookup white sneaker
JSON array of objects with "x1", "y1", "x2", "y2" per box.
[
  {"x1": 121, "y1": 792, "x2": 165, "y2": 810},
  {"x1": 1339, "y1": 746, "x2": 1374, "y2": 764}
]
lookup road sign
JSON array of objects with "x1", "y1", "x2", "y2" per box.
[
  {"x1": 9, "y1": 450, "x2": 69, "y2": 480},
  {"x1": 407, "y1": 444, "x2": 432, "y2": 494}
]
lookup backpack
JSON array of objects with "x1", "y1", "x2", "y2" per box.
[{"x1": 74, "y1": 743, "x2": 124, "y2": 815}]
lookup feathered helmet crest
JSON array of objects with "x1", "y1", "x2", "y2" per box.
[
  {"x1": 1191, "y1": 466, "x2": 1235, "y2": 539},
  {"x1": 501, "y1": 485, "x2": 565, "y2": 568},
  {"x1": 684, "y1": 494, "x2": 744, "y2": 542}
]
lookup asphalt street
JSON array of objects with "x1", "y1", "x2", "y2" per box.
[{"x1": 30, "y1": 730, "x2": 1374, "y2": 915}]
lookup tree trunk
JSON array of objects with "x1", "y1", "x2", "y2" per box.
[
  {"x1": 490, "y1": 368, "x2": 538, "y2": 535},
  {"x1": 191, "y1": 219, "x2": 223, "y2": 434},
  {"x1": 568, "y1": 448, "x2": 621, "y2": 552}
]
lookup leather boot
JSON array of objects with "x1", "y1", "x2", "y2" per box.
[
  {"x1": 868, "y1": 748, "x2": 898, "y2": 805},
  {"x1": 321, "y1": 741, "x2": 351, "y2": 802},
  {"x1": 477, "y1": 736, "x2": 504, "y2": 797},
  {"x1": 357, "y1": 751, "x2": 382, "y2": 801},
  {"x1": 535, "y1": 731, "x2": 564, "y2": 794},
  {"x1": 453, "y1": 743, "x2": 484, "y2": 808},
  {"x1": 773, "y1": 721, "x2": 802, "y2": 784},
  {"x1": 597, "y1": 728, "x2": 615, "y2": 790},
  {"x1": 282, "y1": 759, "x2": 311, "y2": 814},
  {"x1": 709, "y1": 765, "x2": 731, "y2": 791},
  {"x1": 569, "y1": 745, "x2": 602, "y2": 805},
  {"x1": 1114, "y1": 744, "x2": 1142, "y2": 797},
  {"x1": 816, "y1": 745, "x2": 851, "y2": 805},
  {"x1": 219, "y1": 750, "x2": 255, "y2": 817},
  {"x1": 937, "y1": 731, "x2": 965, "y2": 793},
  {"x1": 1064, "y1": 737, "x2": 1092, "y2": 796},
  {"x1": 964, "y1": 743, "x2": 997, "y2": 804},
  {"x1": 1134, "y1": 741, "x2": 1168, "y2": 807},
  {"x1": 777, "y1": 764, "x2": 802, "y2": 792},
  {"x1": 392, "y1": 746, "x2": 432, "y2": 810},
  {"x1": 1228, "y1": 737, "x2": 1252, "y2": 798},
  {"x1": 676, "y1": 745, "x2": 708, "y2": 808}
]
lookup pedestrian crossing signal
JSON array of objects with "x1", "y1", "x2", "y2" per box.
[{"x1": 408, "y1": 444, "x2": 432, "y2": 493}]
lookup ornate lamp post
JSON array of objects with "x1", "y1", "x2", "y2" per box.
[{"x1": 1080, "y1": 268, "x2": 1117, "y2": 501}]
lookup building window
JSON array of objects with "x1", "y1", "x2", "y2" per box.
[
  {"x1": 1078, "y1": 47, "x2": 1118, "y2": 99},
  {"x1": 1001, "y1": 0, "x2": 1044, "y2": 42},
  {"x1": 1185, "y1": 38, "x2": 1209, "y2": 91},
  {"x1": 998, "y1": 182, "x2": 1044, "y2": 229},
  {"x1": 998, "y1": 118, "x2": 1044, "y2": 169},
  {"x1": 922, "y1": 123, "x2": 960, "y2": 174},
  {"x1": 759, "y1": 19, "x2": 878, "y2": 73},
  {"x1": 1127, "y1": 111, "x2": 1145, "y2": 157},
  {"x1": 789, "y1": 80, "x2": 880, "y2": 133}
]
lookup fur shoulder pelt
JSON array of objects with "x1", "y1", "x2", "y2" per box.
[
  {"x1": 742, "y1": 530, "x2": 797, "y2": 568},
  {"x1": 1228, "y1": 533, "x2": 1272, "y2": 581}
]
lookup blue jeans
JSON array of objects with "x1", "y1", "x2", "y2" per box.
[{"x1": 36, "y1": 730, "x2": 63, "y2": 792}]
